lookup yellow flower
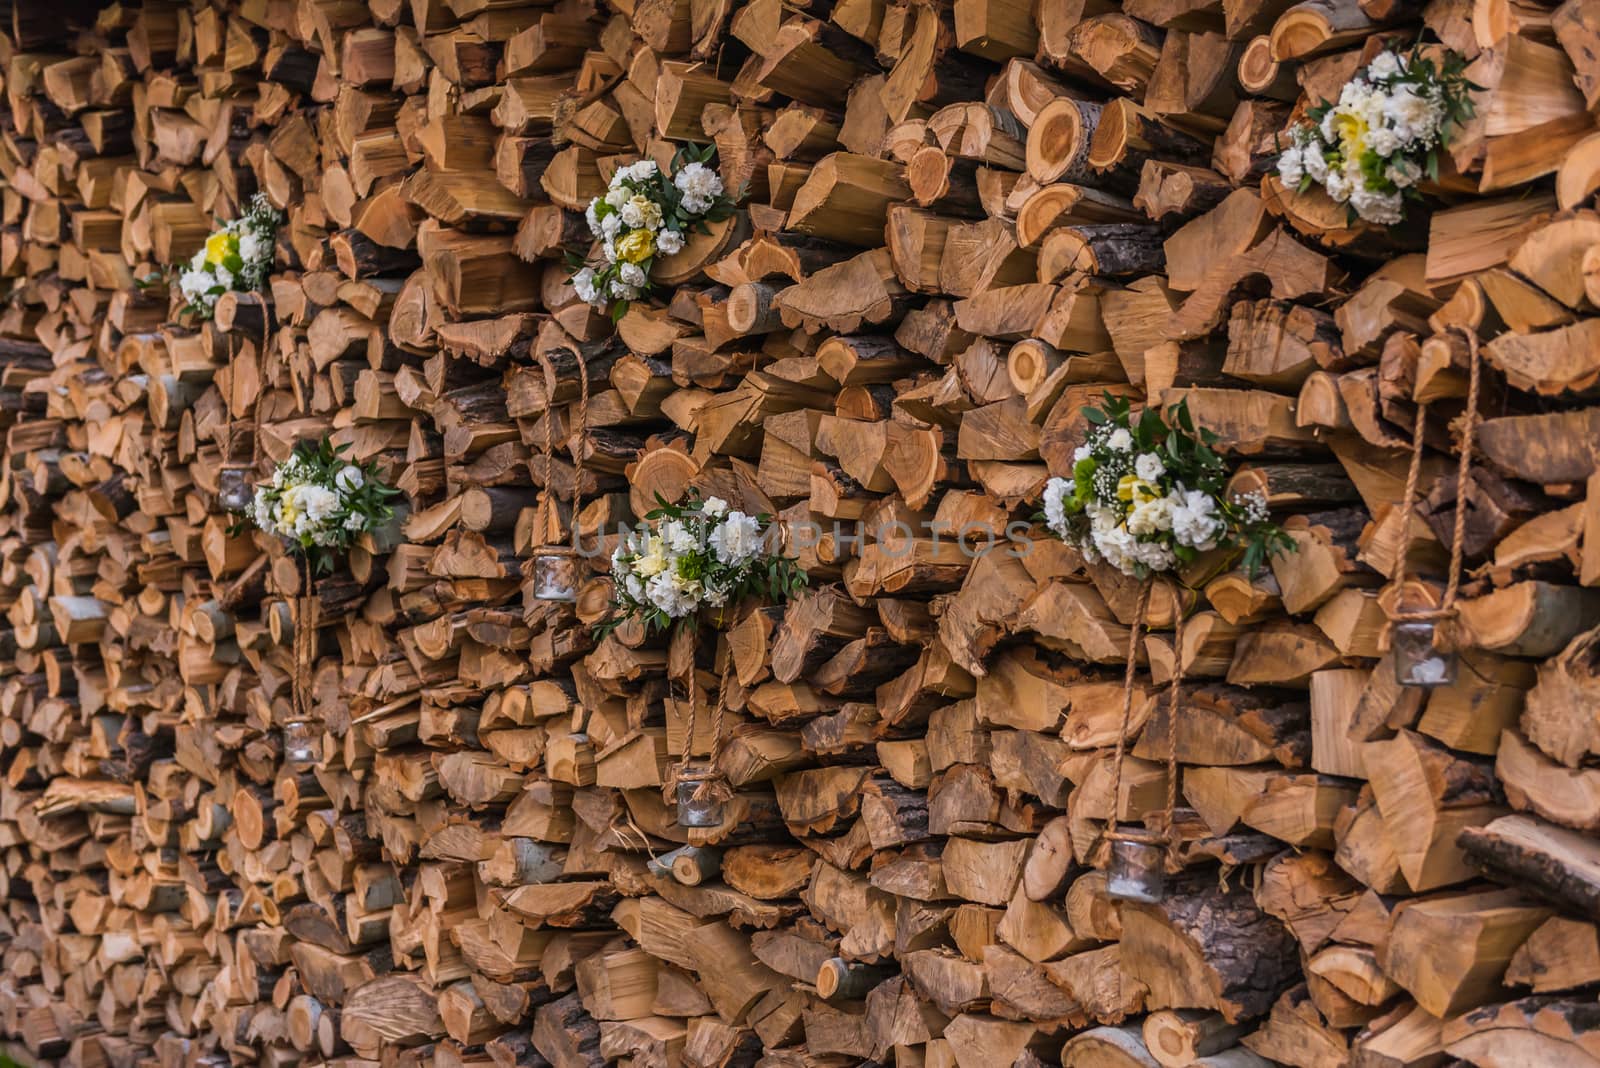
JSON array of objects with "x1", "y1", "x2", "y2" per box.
[
  {"x1": 1331, "y1": 110, "x2": 1368, "y2": 157},
  {"x1": 615, "y1": 229, "x2": 655, "y2": 264},
  {"x1": 205, "y1": 231, "x2": 238, "y2": 266},
  {"x1": 1117, "y1": 475, "x2": 1160, "y2": 504}
]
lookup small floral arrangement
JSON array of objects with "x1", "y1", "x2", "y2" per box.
[
  {"x1": 571, "y1": 144, "x2": 737, "y2": 321},
  {"x1": 174, "y1": 193, "x2": 283, "y2": 319},
  {"x1": 244, "y1": 439, "x2": 400, "y2": 573},
  {"x1": 603, "y1": 492, "x2": 806, "y2": 636},
  {"x1": 1041, "y1": 395, "x2": 1293, "y2": 578},
  {"x1": 1276, "y1": 46, "x2": 1477, "y2": 224}
]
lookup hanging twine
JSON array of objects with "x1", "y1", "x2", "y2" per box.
[
  {"x1": 670, "y1": 634, "x2": 734, "y2": 808},
  {"x1": 1102, "y1": 582, "x2": 1151, "y2": 848},
  {"x1": 1100, "y1": 582, "x2": 1188, "y2": 867},
  {"x1": 292, "y1": 556, "x2": 319, "y2": 735},
  {"x1": 534, "y1": 351, "x2": 560, "y2": 542},
  {"x1": 1388, "y1": 329, "x2": 1482, "y2": 638},
  {"x1": 530, "y1": 350, "x2": 590, "y2": 548}
]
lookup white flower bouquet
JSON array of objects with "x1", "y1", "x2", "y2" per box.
[
  {"x1": 1041, "y1": 395, "x2": 1293, "y2": 579},
  {"x1": 173, "y1": 193, "x2": 283, "y2": 319},
  {"x1": 1276, "y1": 46, "x2": 1476, "y2": 225},
  {"x1": 571, "y1": 144, "x2": 737, "y2": 321},
  {"x1": 603, "y1": 492, "x2": 806, "y2": 636},
  {"x1": 243, "y1": 439, "x2": 400, "y2": 573}
]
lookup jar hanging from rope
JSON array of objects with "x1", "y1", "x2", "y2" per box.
[
  {"x1": 531, "y1": 351, "x2": 589, "y2": 603},
  {"x1": 218, "y1": 465, "x2": 255, "y2": 513},
  {"x1": 1391, "y1": 621, "x2": 1457, "y2": 687},
  {"x1": 1388, "y1": 328, "x2": 1481, "y2": 690},
  {"x1": 282, "y1": 718, "x2": 319, "y2": 769},
  {"x1": 1097, "y1": 584, "x2": 1184, "y2": 905},
  {"x1": 1105, "y1": 828, "x2": 1168, "y2": 903},
  {"x1": 675, "y1": 760, "x2": 723, "y2": 827},
  {"x1": 672, "y1": 643, "x2": 732, "y2": 829}
]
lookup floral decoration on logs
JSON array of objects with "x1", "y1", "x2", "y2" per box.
[
  {"x1": 242, "y1": 439, "x2": 400, "y2": 574},
  {"x1": 602, "y1": 492, "x2": 806, "y2": 636},
  {"x1": 570, "y1": 145, "x2": 737, "y2": 320},
  {"x1": 173, "y1": 193, "x2": 283, "y2": 319},
  {"x1": 1275, "y1": 45, "x2": 1477, "y2": 224},
  {"x1": 1041, "y1": 395, "x2": 1294, "y2": 578}
]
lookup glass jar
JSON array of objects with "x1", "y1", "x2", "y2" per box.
[
  {"x1": 283, "y1": 720, "x2": 319, "y2": 769},
  {"x1": 1105, "y1": 833, "x2": 1167, "y2": 904},
  {"x1": 218, "y1": 466, "x2": 255, "y2": 512},
  {"x1": 675, "y1": 763, "x2": 723, "y2": 828},
  {"x1": 1392, "y1": 620, "x2": 1456, "y2": 688},
  {"x1": 532, "y1": 547, "x2": 580, "y2": 602}
]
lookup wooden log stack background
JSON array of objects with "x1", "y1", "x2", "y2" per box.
[{"x1": 3, "y1": 0, "x2": 1600, "y2": 1064}]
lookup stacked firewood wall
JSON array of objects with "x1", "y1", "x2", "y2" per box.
[{"x1": 0, "y1": 0, "x2": 1599, "y2": 1064}]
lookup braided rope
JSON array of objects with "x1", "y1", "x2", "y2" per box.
[
  {"x1": 1391, "y1": 328, "x2": 1482, "y2": 625},
  {"x1": 1163, "y1": 604, "x2": 1187, "y2": 840},
  {"x1": 533, "y1": 351, "x2": 560, "y2": 543},
  {"x1": 1103, "y1": 582, "x2": 1151, "y2": 844}
]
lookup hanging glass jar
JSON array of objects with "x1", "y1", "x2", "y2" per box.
[
  {"x1": 675, "y1": 760, "x2": 723, "y2": 828},
  {"x1": 1392, "y1": 620, "x2": 1457, "y2": 687},
  {"x1": 1105, "y1": 830, "x2": 1167, "y2": 904},
  {"x1": 282, "y1": 719, "x2": 319, "y2": 769},
  {"x1": 532, "y1": 545, "x2": 581, "y2": 602},
  {"x1": 218, "y1": 465, "x2": 255, "y2": 512}
]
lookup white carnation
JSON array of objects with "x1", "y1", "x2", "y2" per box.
[
  {"x1": 335, "y1": 465, "x2": 364, "y2": 493},
  {"x1": 656, "y1": 229, "x2": 684, "y2": 256},
  {"x1": 620, "y1": 194, "x2": 662, "y2": 230},
  {"x1": 646, "y1": 570, "x2": 699, "y2": 617},
  {"x1": 1106, "y1": 428, "x2": 1134, "y2": 452},
  {"x1": 1349, "y1": 184, "x2": 1404, "y2": 225},
  {"x1": 1323, "y1": 168, "x2": 1351, "y2": 202},
  {"x1": 633, "y1": 535, "x2": 668, "y2": 578},
  {"x1": 1126, "y1": 496, "x2": 1173, "y2": 537},
  {"x1": 1387, "y1": 156, "x2": 1421, "y2": 189},
  {"x1": 673, "y1": 161, "x2": 723, "y2": 216},
  {"x1": 586, "y1": 200, "x2": 601, "y2": 236},
  {"x1": 661, "y1": 519, "x2": 697, "y2": 555},
  {"x1": 1134, "y1": 453, "x2": 1165, "y2": 482},
  {"x1": 1042, "y1": 477, "x2": 1071, "y2": 539},
  {"x1": 1277, "y1": 145, "x2": 1305, "y2": 187},
  {"x1": 344, "y1": 513, "x2": 367, "y2": 531},
  {"x1": 238, "y1": 231, "x2": 262, "y2": 266},
  {"x1": 702, "y1": 496, "x2": 728, "y2": 518},
  {"x1": 179, "y1": 269, "x2": 211, "y2": 298},
  {"x1": 600, "y1": 212, "x2": 622, "y2": 239},
  {"x1": 572, "y1": 267, "x2": 602, "y2": 305},
  {"x1": 1367, "y1": 51, "x2": 1401, "y2": 81},
  {"x1": 1366, "y1": 126, "x2": 1400, "y2": 157},
  {"x1": 710, "y1": 511, "x2": 763, "y2": 566},
  {"x1": 1170, "y1": 487, "x2": 1223, "y2": 552},
  {"x1": 1384, "y1": 85, "x2": 1443, "y2": 146},
  {"x1": 624, "y1": 160, "x2": 659, "y2": 182},
  {"x1": 619, "y1": 262, "x2": 647, "y2": 287}
]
